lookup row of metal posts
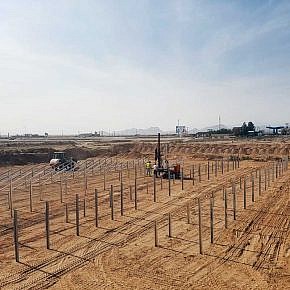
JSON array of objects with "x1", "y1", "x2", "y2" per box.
[
  {"x1": 12, "y1": 157, "x2": 288, "y2": 261},
  {"x1": 154, "y1": 158, "x2": 288, "y2": 254},
  {"x1": 8, "y1": 156, "x2": 231, "y2": 221}
]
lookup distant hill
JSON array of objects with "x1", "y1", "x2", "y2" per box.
[
  {"x1": 198, "y1": 124, "x2": 228, "y2": 132},
  {"x1": 116, "y1": 127, "x2": 164, "y2": 136},
  {"x1": 116, "y1": 126, "x2": 200, "y2": 135},
  {"x1": 97, "y1": 125, "x2": 227, "y2": 136}
]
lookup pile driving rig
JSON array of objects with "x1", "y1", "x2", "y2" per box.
[{"x1": 154, "y1": 133, "x2": 181, "y2": 179}]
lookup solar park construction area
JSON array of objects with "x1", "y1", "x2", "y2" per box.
[{"x1": 0, "y1": 138, "x2": 289, "y2": 289}]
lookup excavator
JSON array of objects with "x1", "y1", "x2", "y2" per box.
[
  {"x1": 49, "y1": 152, "x2": 77, "y2": 171},
  {"x1": 154, "y1": 133, "x2": 181, "y2": 179}
]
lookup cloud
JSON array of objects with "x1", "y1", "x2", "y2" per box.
[{"x1": 0, "y1": 1, "x2": 290, "y2": 134}]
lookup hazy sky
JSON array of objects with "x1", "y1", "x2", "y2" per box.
[{"x1": 1, "y1": 0, "x2": 290, "y2": 134}]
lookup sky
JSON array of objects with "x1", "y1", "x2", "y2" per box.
[{"x1": 1, "y1": 0, "x2": 290, "y2": 135}]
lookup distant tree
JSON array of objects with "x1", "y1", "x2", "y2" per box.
[
  {"x1": 232, "y1": 127, "x2": 241, "y2": 136},
  {"x1": 241, "y1": 122, "x2": 248, "y2": 136},
  {"x1": 247, "y1": 122, "x2": 255, "y2": 132}
]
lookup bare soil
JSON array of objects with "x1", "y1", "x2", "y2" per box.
[{"x1": 0, "y1": 138, "x2": 289, "y2": 289}]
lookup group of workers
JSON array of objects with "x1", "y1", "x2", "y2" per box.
[{"x1": 145, "y1": 159, "x2": 170, "y2": 177}]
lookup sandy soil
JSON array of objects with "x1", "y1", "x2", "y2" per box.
[{"x1": 0, "y1": 139, "x2": 289, "y2": 289}]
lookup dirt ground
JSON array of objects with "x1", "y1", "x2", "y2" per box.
[{"x1": 0, "y1": 138, "x2": 289, "y2": 289}]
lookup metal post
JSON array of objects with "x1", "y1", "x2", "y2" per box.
[
  {"x1": 29, "y1": 180, "x2": 33, "y2": 212},
  {"x1": 207, "y1": 161, "x2": 210, "y2": 180},
  {"x1": 259, "y1": 170, "x2": 261, "y2": 195},
  {"x1": 120, "y1": 182, "x2": 124, "y2": 216},
  {"x1": 168, "y1": 213, "x2": 172, "y2": 238},
  {"x1": 65, "y1": 203, "x2": 69, "y2": 223},
  {"x1": 65, "y1": 179, "x2": 68, "y2": 195},
  {"x1": 9, "y1": 180, "x2": 13, "y2": 217},
  {"x1": 134, "y1": 178, "x2": 137, "y2": 210},
  {"x1": 153, "y1": 175, "x2": 156, "y2": 202},
  {"x1": 111, "y1": 185, "x2": 114, "y2": 220},
  {"x1": 60, "y1": 179, "x2": 63, "y2": 203},
  {"x1": 13, "y1": 209, "x2": 19, "y2": 262},
  {"x1": 264, "y1": 169, "x2": 267, "y2": 191},
  {"x1": 129, "y1": 185, "x2": 133, "y2": 201},
  {"x1": 95, "y1": 189, "x2": 98, "y2": 227},
  {"x1": 233, "y1": 182, "x2": 236, "y2": 220},
  {"x1": 39, "y1": 179, "x2": 43, "y2": 201},
  {"x1": 168, "y1": 174, "x2": 171, "y2": 196},
  {"x1": 281, "y1": 159, "x2": 284, "y2": 174},
  {"x1": 210, "y1": 197, "x2": 214, "y2": 244},
  {"x1": 103, "y1": 171, "x2": 106, "y2": 190},
  {"x1": 45, "y1": 201, "x2": 50, "y2": 249},
  {"x1": 198, "y1": 164, "x2": 201, "y2": 182},
  {"x1": 39, "y1": 175, "x2": 42, "y2": 200},
  {"x1": 192, "y1": 165, "x2": 195, "y2": 186},
  {"x1": 154, "y1": 221, "x2": 158, "y2": 247},
  {"x1": 187, "y1": 203, "x2": 190, "y2": 224},
  {"x1": 224, "y1": 189, "x2": 228, "y2": 229},
  {"x1": 76, "y1": 194, "x2": 80, "y2": 236},
  {"x1": 243, "y1": 178, "x2": 247, "y2": 209},
  {"x1": 198, "y1": 198, "x2": 203, "y2": 254},
  {"x1": 181, "y1": 168, "x2": 184, "y2": 190},
  {"x1": 251, "y1": 175, "x2": 255, "y2": 202},
  {"x1": 85, "y1": 176, "x2": 88, "y2": 195}
]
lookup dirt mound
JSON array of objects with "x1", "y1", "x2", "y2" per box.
[
  {"x1": 126, "y1": 141, "x2": 290, "y2": 160},
  {"x1": 0, "y1": 152, "x2": 51, "y2": 165},
  {"x1": 0, "y1": 141, "x2": 138, "y2": 166}
]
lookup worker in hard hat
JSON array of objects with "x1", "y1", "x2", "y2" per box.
[{"x1": 145, "y1": 161, "x2": 152, "y2": 176}]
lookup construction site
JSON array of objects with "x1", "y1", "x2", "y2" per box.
[{"x1": 0, "y1": 135, "x2": 289, "y2": 289}]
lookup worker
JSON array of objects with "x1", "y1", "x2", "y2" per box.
[
  {"x1": 153, "y1": 163, "x2": 158, "y2": 177},
  {"x1": 164, "y1": 160, "x2": 169, "y2": 170},
  {"x1": 145, "y1": 161, "x2": 152, "y2": 176},
  {"x1": 148, "y1": 161, "x2": 152, "y2": 176}
]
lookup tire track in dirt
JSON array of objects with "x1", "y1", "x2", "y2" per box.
[
  {"x1": 0, "y1": 160, "x2": 278, "y2": 289},
  {"x1": 184, "y1": 175, "x2": 290, "y2": 285},
  {"x1": 0, "y1": 163, "x2": 258, "y2": 289}
]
